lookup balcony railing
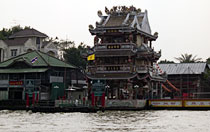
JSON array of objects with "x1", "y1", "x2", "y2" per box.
[
  {"x1": 87, "y1": 64, "x2": 134, "y2": 74},
  {"x1": 87, "y1": 65, "x2": 157, "y2": 75}
]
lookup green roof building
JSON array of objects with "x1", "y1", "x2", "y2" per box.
[{"x1": 0, "y1": 50, "x2": 77, "y2": 104}]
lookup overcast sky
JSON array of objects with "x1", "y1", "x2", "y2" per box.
[{"x1": 1, "y1": 0, "x2": 210, "y2": 62}]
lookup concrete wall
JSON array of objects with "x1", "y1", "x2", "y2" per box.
[
  {"x1": 41, "y1": 42, "x2": 58, "y2": 57},
  {"x1": 24, "y1": 38, "x2": 37, "y2": 52},
  {"x1": 106, "y1": 99, "x2": 146, "y2": 108},
  {"x1": 0, "y1": 40, "x2": 8, "y2": 62},
  {"x1": 136, "y1": 35, "x2": 142, "y2": 47}
]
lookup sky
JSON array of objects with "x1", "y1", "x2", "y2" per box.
[{"x1": 1, "y1": 0, "x2": 210, "y2": 62}]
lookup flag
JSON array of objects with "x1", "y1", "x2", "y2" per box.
[
  {"x1": 87, "y1": 54, "x2": 95, "y2": 61},
  {"x1": 31, "y1": 57, "x2": 38, "y2": 63}
]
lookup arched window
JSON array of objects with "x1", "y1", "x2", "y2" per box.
[
  {"x1": 47, "y1": 51, "x2": 55, "y2": 57},
  {"x1": 27, "y1": 49, "x2": 33, "y2": 52}
]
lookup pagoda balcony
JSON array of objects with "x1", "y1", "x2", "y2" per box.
[
  {"x1": 135, "y1": 65, "x2": 154, "y2": 73},
  {"x1": 87, "y1": 64, "x2": 134, "y2": 74},
  {"x1": 94, "y1": 43, "x2": 137, "y2": 57},
  {"x1": 94, "y1": 43, "x2": 136, "y2": 51},
  {"x1": 87, "y1": 64, "x2": 154, "y2": 74},
  {"x1": 136, "y1": 43, "x2": 161, "y2": 60}
]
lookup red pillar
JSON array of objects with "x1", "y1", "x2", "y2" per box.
[
  {"x1": 95, "y1": 96, "x2": 98, "y2": 106},
  {"x1": 83, "y1": 97, "x2": 85, "y2": 105},
  {"x1": 32, "y1": 93, "x2": 35, "y2": 105},
  {"x1": 91, "y1": 93, "x2": 95, "y2": 107},
  {"x1": 62, "y1": 95, "x2": 66, "y2": 100},
  {"x1": 101, "y1": 93, "x2": 105, "y2": 107},
  {"x1": 36, "y1": 93, "x2": 39, "y2": 103},
  {"x1": 26, "y1": 93, "x2": 29, "y2": 107}
]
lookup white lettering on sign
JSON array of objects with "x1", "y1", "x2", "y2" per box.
[
  {"x1": 185, "y1": 101, "x2": 210, "y2": 107},
  {"x1": 150, "y1": 101, "x2": 182, "y2": 107},
  {"x1": 54, "y1": 86, "x2": 59, "y2": 89}
]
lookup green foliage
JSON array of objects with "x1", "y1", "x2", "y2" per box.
[
  {"x1": 203, "y1": 69, "x2": 210, "y2": 80},
  {"x1": 63, "y1": 42, "x2": 87, "y2": 69},
  {"x1": 159, "y1": 59, "x2": 175, "y2": 64},
  {"x1": 175, "y1": 53, "x2": 202, "y2": 63},
  {"x1": 206, "y1": 57, "x2": 210, "y2": 64}
]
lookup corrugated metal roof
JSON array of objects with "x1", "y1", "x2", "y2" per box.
[
  {"x1": 0, "y1": 51, "x2": 76, "y2": 69},
  {"x1": 0, "y1": 68, "x2": 48, "y2": 73},
  {"x1": 157, "y1": 63, "x2": 207, "y2": 75}
]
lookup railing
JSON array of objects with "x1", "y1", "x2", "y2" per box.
[
  {"x1": 55, "y1": 99, "x2": 90, "y2": 107},
  {"x1": 87, "y1": 65, "x2": 158, "y2": 74},
  {"x1": 87, "y1": 64, "x2": 134, "y2": 74}
]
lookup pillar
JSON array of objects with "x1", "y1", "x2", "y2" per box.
[
  {"x1": 101, "y1": 93, "x2": 105, "y2": 107},
  {"x1": 160, "y1": 83, "x2": 163, "y2": 99},
  {"x1": 91, "y1": 93, "x2": 95, "y2": 107},
  {"x1": 26, "y1": 93, "x2": 29, "y2": 107},
  {"x1": 151, "y1": 82, "x2": 153, "y2": 99}
]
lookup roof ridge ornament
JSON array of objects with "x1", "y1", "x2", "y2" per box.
[
  {"x1": 105, "y1": 6, "x2": 141, "y2": 15},
  {"x1": 154, "y1": 32, "x2": 158, "y2": 38}
]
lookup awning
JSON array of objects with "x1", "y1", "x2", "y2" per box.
[{"x1": 0, "y1": 68, "x2": 48, "y2": 73}]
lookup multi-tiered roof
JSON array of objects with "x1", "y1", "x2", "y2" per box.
[{"x1": 89, "y1": 6, "x2": 158, "y2": 40}]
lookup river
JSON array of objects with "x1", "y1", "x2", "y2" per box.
[{"x1": 0, "y1": 110, "x2": 209, "y2": 132}]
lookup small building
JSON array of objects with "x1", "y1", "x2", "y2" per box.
[
  {"x1": 0, "y1": 50, "x2": 76, "y2": 104},
  {"x1": 158, "y1": 63, "x2": 210, "y2": 98},
  {"x1": 0, "y1": 28, "x2": 58, "y2": 62}
]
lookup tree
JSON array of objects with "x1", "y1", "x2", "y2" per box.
[
  {"x1": 159, "y1": 59, "x2": 175, "y2": 64},
  {"x1": 206, "y1": 57, "x2": 210, "y2": 64},
  {"x1": 175, "y1": 53, "x2": 202, "y2": 63},
  {"x1": 63, "y1": 42, "x2": 87, "y2": 69}
]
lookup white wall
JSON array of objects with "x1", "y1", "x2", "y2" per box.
[{"x1": 0, "y1": 40, "x2": 8, "y2": 61}]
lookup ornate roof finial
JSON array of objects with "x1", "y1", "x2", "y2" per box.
[
  {"x1": 154, "y1": 32, "x2": 159, "y2": 37},
  {"x1": 89, "y1": 25, "x2": 94, "y2": 30},
  {"x1": 105, "y1": 7, "x2": 110, "y2": 15},
  {"x1": 97, "y1": 10, "x2": 103, "y2": 17},
  {"x1": 137, "y1": 8, "x2": 141, "y2": 13},
  {"x1": 113, "y1": 6, "x2": 117, "y2": 12}
]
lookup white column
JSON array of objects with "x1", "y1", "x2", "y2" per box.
[{"x1": 160, "y1": 83, "x2": 163, "y2": 99}]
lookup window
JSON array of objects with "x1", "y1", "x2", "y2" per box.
[
  {"x1": 36, "y1": 37, "x2": 40, "y2": 44},
  {"x1": 0, "y1": 74, "x2": 8, "y2": 80},
  {"x1": 36, "y1": 37, "x2": 41, "y2": 50},
  {"x1": 11, "y1": 49, "x2": 17, "y2": 57},
  {"x1": 0, "y1": 49, "x2": 1, "y2": 62}
]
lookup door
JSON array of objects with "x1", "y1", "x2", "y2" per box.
[{"x1": 9, "y1": 87, "x2": 23, "y2": 100}]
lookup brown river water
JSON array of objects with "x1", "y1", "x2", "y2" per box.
[{"x1": 0, "y1": 110, "x2": 209, "y2": 132}]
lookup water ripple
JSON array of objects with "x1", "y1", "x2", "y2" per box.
[{"x1": 0, "y1": 110, "x2": 210, "y2": 131}]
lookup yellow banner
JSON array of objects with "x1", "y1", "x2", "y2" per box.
[{"x1": 87, "y1": 54, "x2": 95, "y2": 61}]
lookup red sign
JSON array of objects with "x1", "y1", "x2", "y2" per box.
[{"x1": 9, "y1": 81, "x2": 23, "y2": 85}]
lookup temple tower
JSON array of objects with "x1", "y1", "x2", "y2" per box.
[{"x1": 86, "y1": 6, "x2": 165, "y2": 108}]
